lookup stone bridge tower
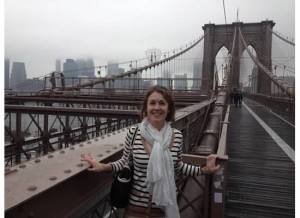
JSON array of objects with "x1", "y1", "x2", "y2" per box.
[{"x1": 201, "y1": 20, "x2": 275, "y2": 93}]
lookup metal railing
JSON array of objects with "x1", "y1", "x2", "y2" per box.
[
  {"x1": 5, "y1": 101, "x2": 216, "y2": 218},
  {"x1": 243, "y1": 93, "x2": 294, "y2": 117}
]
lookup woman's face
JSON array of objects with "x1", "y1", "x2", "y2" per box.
[{"x1": 146, "y1": 91, "x2": 169, "y2": 130}]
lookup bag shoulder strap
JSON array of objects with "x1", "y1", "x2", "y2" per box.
[
  {"x1": 131, "y1": 126, "x2": 139, "y2": 147},
  {"x1": 128, "y1": 126, "x2": 139, "y2": 165}
]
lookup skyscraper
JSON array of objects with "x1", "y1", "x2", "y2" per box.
[
  {"x1": 63, "y1": 59, "x2": 78, "y2": 86},
  {"x1": 107, "y1": 60, "x2": 119, "y2": 76},
  {"x1": 10, "y1": 62, "x2": 27, "y2": 90},
  {"x1": 157, "y1": 70, "x2": 171, "y2": 88},
  {"x1": 75, "y1": 58, "x2": 86, "y2": 76},
  {"x1": 107, "y1": 60, "x2": 122, "y2": 90},
  {"x1": 5, "y1": 58, "x2": 10, "y2": 89},
  {"x1": 191, "y1": 61, "x2": 202, "y2": 90},
  {"x1": 75, "y1": 58, "x2": 95, "y2": 78},
  {"x1": 174, "y1": 73, "x2": 188, "y2": 90},
  {"x1": 85, "y1": 58, "x2": 95, "y2": 78},
  {"x1": 55, "y1": 59, "x2": 61, "y2": 72}
]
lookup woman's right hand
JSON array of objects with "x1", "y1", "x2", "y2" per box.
[{"x1": 81, "y1": 153, "x2": 111, "y2": 172}]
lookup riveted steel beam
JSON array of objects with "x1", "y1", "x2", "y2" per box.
[
  {"x1": 5, "y1": 102, "x2": 213, "y2": 217},
  {"x1": 5, "y1": 105, "x2": 140, "y2": 118}
]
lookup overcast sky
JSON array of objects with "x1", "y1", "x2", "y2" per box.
[{"x1": 4, "y1": 0, "x2": 295, "y2": 79}]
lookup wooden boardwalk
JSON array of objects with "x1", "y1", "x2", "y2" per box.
[{"x1": 225, "y1": 98, "x2": 295, "y2": 218}]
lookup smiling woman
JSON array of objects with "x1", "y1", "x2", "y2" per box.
[
  {"x1": 140, "y1": 85, "x2": 175, "y2": 131},
  {"x1": 145, "y1": 92, "x2": 169, "y2": 130},
  {"x1": 81, "y1": 85, "x2": 220, "y2": 218}
]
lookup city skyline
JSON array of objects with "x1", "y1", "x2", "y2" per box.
[{"x1": 4, "y1": 0, "x2": 295, "y2": 79}]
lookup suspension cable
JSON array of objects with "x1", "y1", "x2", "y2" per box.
[
  {"x1": 222, "y1": 0, "x2": 230, "y2": 47},
  {"x1": 195, "y1": 91, "x2": 215, "y2": 146},
  {"x1": 238, "y1": 27, "x2": 294, "y2": 98},
  {"x1": 267, "y1": 26, "x2": 295, "y2": 46}
]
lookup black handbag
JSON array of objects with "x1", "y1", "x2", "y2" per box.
[{"x1": 110, "y1": 126, "x2": 138, "y2": 208}]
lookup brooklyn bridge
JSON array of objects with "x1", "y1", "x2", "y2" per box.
[{"x1": 5, "y1": 20, "x2": 295, "y2": 218}]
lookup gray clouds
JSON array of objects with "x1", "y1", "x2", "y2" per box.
[{"x1": 5, "y1": 0, "x2": 295, "y2": 78}]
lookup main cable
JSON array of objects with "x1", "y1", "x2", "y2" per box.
[{"x1": 222, "y1": 0, "x2": 230, "y2": 47}]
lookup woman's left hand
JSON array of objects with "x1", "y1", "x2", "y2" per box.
[{"x1": 205, "y1": 154, "x2": 220, "y2": 173}]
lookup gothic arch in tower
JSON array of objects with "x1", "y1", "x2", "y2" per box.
[{"x1": 201, "y1": 20, "x2": 275, "y2": 93}]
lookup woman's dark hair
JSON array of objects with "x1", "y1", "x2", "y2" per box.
[{"x1": 140, "y1": 85, "x2": 175, "y2": 122}]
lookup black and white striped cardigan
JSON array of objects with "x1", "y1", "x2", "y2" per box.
[{"x1": 110, "y1": 125, "x2": 203, "y2": 208}]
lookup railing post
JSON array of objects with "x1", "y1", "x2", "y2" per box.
[
  {"x1": 210, "y1": 105, "x2": 230, "y2": 218},
  {"x1": 204, "y1": 175, "x2": 211, "y2": 218},
  {"x1": 210, "y1": 156, "x2": 228, "y2": 218}
]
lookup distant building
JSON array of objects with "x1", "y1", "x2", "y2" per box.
[
  {"x1": 141, "y1": 80, "x2": 152, "y2": 92},
  {"x1": 76, "y1": 59, "x2": 86, "y2": 76},
  {"x1": 55, "y1": 59, "x2": 61, "y2": 72},
  {"x1": 63, "y1": 59, "x2": 78, "y2": 86},
  {"x1": 75, "y1": 58, "x2": 96, "y2": 78},
  {"x1": 281, "y1": 76, "x2": 294, "y2": 87},
  {"x1": 84, "y1": 58, "x2": 96, "y2": 78},
  {"x1": 174, "y1": 73, "x2": 188, "y2": 91},
  {"x1": 271, "y1": 76, "x2": 294, "y2": 94},
  {"x1": 61, "y1": 58, "x2": 96, "y2": 87},
  {"x1": 21, "y1": 78, "x2": 44, "y2": 91},
  {"x1": 107, "y1": 61, "x2": 125, "y2": 91},
  {"x1": 5, "y1": 58, "x2": 10, "y2": 89},
  {"x1": 250, "y1": 65, "x2": 258, "y2": 94},
  {"x1": 107, "y1": 60, "x2": 119, "y2": 76},
  {"x1": 157, "y1": 70, "x2": 171, "y2": 88},
  {"x1": 10, "y1": 62, "x2": 27, "y2": 90},
  {"x1": 191, "y1": 61, "x2": 202, "y2": 90}
]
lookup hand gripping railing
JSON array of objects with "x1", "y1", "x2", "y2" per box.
[
  {"x1": 5, "y1": 101, "x2": 214, "y2": 218},
  {"x1": 181, "y1": 105, "x2": 230, "y2": 218}
]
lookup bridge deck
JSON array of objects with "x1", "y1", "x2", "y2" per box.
[{"x1": 225, "y1": 98, "x2": 295, "y2": 218}]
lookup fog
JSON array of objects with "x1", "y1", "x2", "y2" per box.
[{"x1": 4, "y1": 0, "x2": 295, "y2": 78}]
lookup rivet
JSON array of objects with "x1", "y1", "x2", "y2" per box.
[
  {"x1": 107, "y1": 134, "x2": 110, "y2": 137},
  {"x1": 34, "y1": 159, "x2": 41, "y2": 163},
  {"x1": 77, "y1": 163, "x2": 84, "y2": 167},
  {"x1": 79, "y1": 144, "x2": 84, "y2": 147},
  {"x1": 119, "y1": 143, "x2": 124, "y2": 147},
  {"x1": 122, "y1": 129, "x2": 126, "y2": 131},
  {"x1": 48, "y1": 154, "x2": 54, "y2": 158},
  {"x1": 64, "y1": 169, "x2": 72, "y2": 174},
  {"x1": 87, "y1": 141, "x2": 91, "y2": 144},
  {"x1": 117, "y1": 130, "x2": 121, "y2": 133},
  {"x1": 19, "y1": 204, "x2": 26, "y2": 212},
  {"x1": 49, "y1": 176, "x2": 57, "y2": 181},
  {"x1": 113, "y1": 146, "x2": 118, "y2": 149},
  {"x1": 106, "y1": 150, "x2": 111, "y2": 153},
  {"x1": 28, "y1": 211, "x2": 35, "y2": 217},
  {"x1": 94, "y1": 138, "x2": 99, "y2": 141},
  {"x1": 112, "y1": 132, "x2": 116, "y2": 135},
  {"x1": 70, "y1": 147, "x2": 75, "y2": 150},
  {"x1": 101, "y1": 136, "x2": 105, "y2": 139},
  {"x1": 5, "y1": 167, "x2": 11, "y2": 172},
  {"x1": 97, "y1": 154, "x2": 103, "y2": 157},
  {"x1": 28, "y1": 186, "x2": 37, "y2": 191},
  {"x1": 60, "y1": 150, "x2": 65, "y2": 154},
  {"x1": 5, "y1": 168, "x2": 18, "y2": 175},
  {"x1": 19, "y1": 164, "x2": 26, "y2": 169}
]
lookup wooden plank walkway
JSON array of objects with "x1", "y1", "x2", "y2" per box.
[{"x1": 225, "y1": 98, "x2": 295, "y2": 218}]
